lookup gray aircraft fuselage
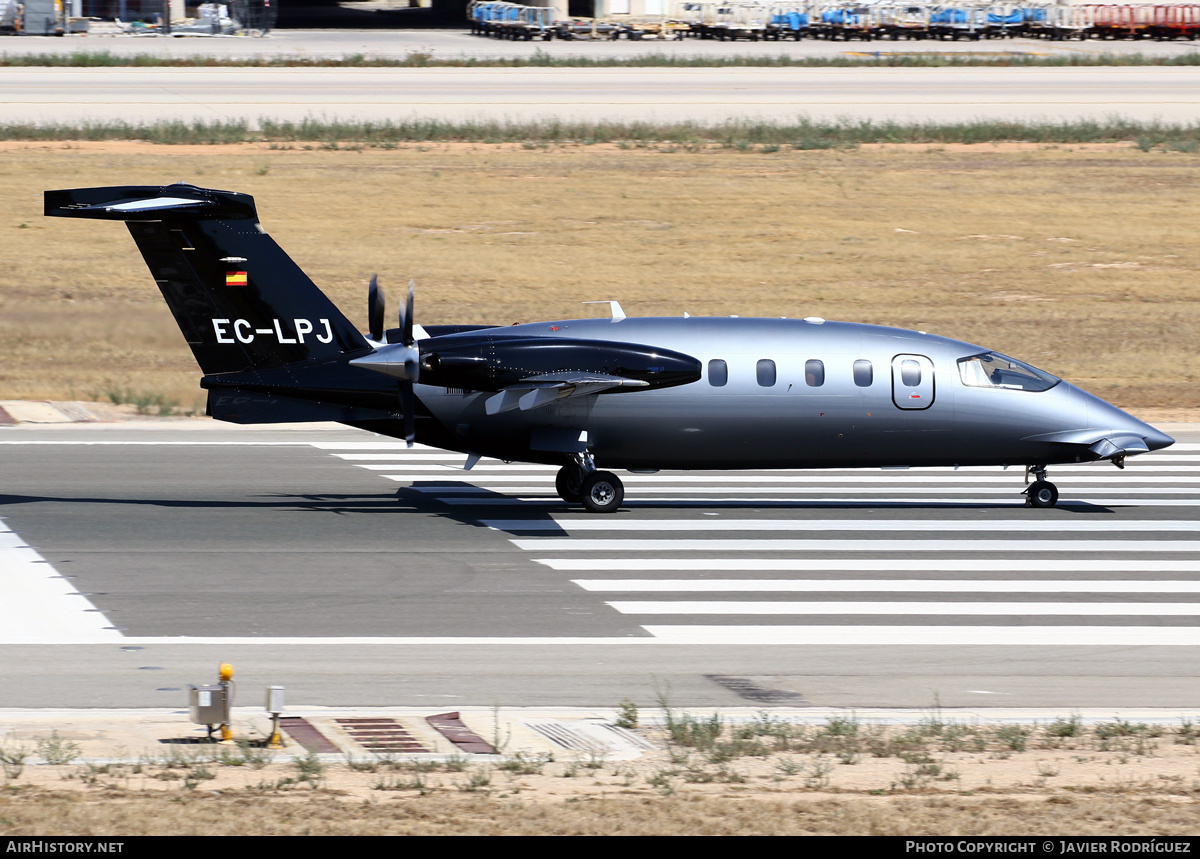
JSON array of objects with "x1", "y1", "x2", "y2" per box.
[
  {"x1": 43, "y1": 183, "x2": 1172, "y2": 510},
  {"x1": 414, "y1": 316, "x2": 1171, "y2": 471}
]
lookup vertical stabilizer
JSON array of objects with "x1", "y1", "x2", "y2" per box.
[{"x1": 45, "y1": 183, "x2": 368, "y2": 375}]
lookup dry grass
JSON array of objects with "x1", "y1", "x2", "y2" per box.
[
  {"x1": 4, "y1": 140, "x2": 1198, "y2": 411},
  {"x1": 2, "y1": 792, "x2": 1200, "y2": 836},
  {"x1": 4, "y1": 716, "x2": 1200, "y2": 834}
]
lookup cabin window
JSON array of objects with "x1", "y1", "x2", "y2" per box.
[
  {"x1": 900, "y1": 360, "x2": 922, "y2": 387},
  {"x1": 756, "y1": 359, "x2": 776, "y2": 387},
  {"x1": 805, "y1": 360, "x2": 825, "y2": 387},
  {"x1": 708, "y1": 359, "x2": 728, "y2": 387},
  {"x1": 853, "y1": 359, "x2": 873, "y2": 387}
]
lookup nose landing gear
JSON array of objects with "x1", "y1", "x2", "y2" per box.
[
  {"x1": 1023, "y1": 465, "x2": 1059, "y2": 508},
  {"x1": 556, "y1": 453, "x2": 625, "y2": 513}
]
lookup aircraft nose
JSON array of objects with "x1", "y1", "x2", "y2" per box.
[
  {"x1": 1074, "y1": 385, "x2": 1175, "y2": 454},
  {"x1": 1142, "y1": 426, "x2": 1175, "y2": 452}
]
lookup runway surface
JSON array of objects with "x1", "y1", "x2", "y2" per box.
[
  {"x1": 5, "y1": 65, "x2": 1200, "y2": 124},
  {"x1": 0, "y1": 421, "x2": 1197, "y2": 708}
]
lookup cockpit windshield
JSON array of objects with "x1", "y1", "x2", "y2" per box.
[{"x1": 956, "y1": 352, "x2": 1060, "y2": 393}]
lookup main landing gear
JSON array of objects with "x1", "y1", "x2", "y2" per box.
[
  {"x1": 1023, "y1": 465, "x2": 1059, "y2": 508},
  {"x1": 556, "y1": 453, "x2": 624, "y2": 514}
]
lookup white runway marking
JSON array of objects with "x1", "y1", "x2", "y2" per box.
[
  {"x1": 380, "y1": 473, "x2": 1200, "y2": 484},
  {"x1": 443, "y1": 497, "x2": 1200, "y2": 507},
  {"x1": 323, "y1": 443, "x2": 1200, "y2": 453},
  {"x1": 487, "y1": 518, "x2": 1200, "y2": 533},
  {"x1": 574, "y1": 579, "x2": 1200, "y2": 593},
  {"x1": 309, "y1": 441, "x2": 1200, "y2": 646},
  {"x1": 609, "y1": 601, "x2": 1200, "y2": 616},
  {"x1": 417, "y1": 487, "x2": 1200, "y2": 498},
  {"x1": 0, "y1": 441, "x2": 304, "y2": 446},
  {"x1": 510, "y1": 538, "x2": 1200, "y2": 552},
  {"x1": 641, "y1": 627, "x2": 1200, "y2": 646},
  {"x1": 0, "y1": 521, "x2": 123, "y2": 644},
  {"x1": 358, "y1": 463, "x2": 1200, "y2": 473},
  {"x1": 547, "y1": 560, "x2": 1200, "y2": 571},
  {"x1": 5, "y1": 435, "x2": 1197, "y2": 646}
]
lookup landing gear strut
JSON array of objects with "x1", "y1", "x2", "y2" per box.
[
  {"x1": 556, "y1": 454, "x2": 624, "y2": 513},
  {"x1": 1023, "y1": 465, "x2": 1059, "y2": 508}
]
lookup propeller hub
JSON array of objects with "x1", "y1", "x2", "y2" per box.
[{"x1": 349, "y1": 342, "x2": 421, "y2": 382}]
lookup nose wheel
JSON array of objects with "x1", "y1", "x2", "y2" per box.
[
  {"x1": 1023, "y1": 466, "x2": 1059, "y2": 508},
  {"x1": 580, "y1": 471, "x2": 624, "y2": 514}
]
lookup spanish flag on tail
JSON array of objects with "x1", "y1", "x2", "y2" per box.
[{"x1": 226, "y1": 271, "x2": 247, "y2": 288}]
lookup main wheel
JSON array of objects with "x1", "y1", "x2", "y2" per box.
[
  {"x1": 579, "y1": 471, "x2": 624, "y2": 514},
  {"x1": 555, "y1": 464, "x2": 583, "y2": 503},
  {"x1": 1027, "y1": 480, "x2": 1059, "y2": 508}
]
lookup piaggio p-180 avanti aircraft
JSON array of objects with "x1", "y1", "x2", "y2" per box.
[{"x1": 45, "y1": 183, "x2": 1174, "y2": 513}]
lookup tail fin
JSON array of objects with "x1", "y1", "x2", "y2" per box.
[{"x1": 45, "y1": 183, "x2": 367, "y2": 375}]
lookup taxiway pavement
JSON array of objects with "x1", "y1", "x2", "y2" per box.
[{"x1": 5, "y1": 65, "x2": 1200, "y2": 125}]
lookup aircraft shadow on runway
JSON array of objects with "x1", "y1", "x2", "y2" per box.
[
  {"x1": 390, "y1": 482, "x2": 1121, "y2": 536},
  {"x1": 0, "y1": 485, "x2": 1119, "y2": 531}
]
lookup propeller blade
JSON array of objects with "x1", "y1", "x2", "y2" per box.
[
  {"x1": 368, "y1": 274, "x2": 385, "y2": 342},
  {"x1": 402, "y1": 279, "x2": 415, "y2": 346},
  {"x1": 401, "y1": 382, "x2": 416, "y2": 448}
]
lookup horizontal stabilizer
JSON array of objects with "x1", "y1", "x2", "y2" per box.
[{"x1": 45, "y1": 184, "x2": 256, "y2": 221}]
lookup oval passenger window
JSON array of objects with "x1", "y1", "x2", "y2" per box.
[
  {"x1": 756, "y1": 359, "x2": 776, "y2": 387},
  {"x1": 708, "y1": 359, "x2": 728, "y2": 387},
  {"x1": 805, "y1": 359, "x2": 824, "y2": 387}
]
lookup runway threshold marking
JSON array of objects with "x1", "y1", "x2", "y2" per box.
[
  {"x1": 485, "y1": 519, "x2": 1200, "y2": 533},
  {"x1": 509, "y1": 538, "x2": 1200, "y2": 553},
  {"x1": 3, "y1": 438, "x2": 1198, "y2": 646},
  {"x1": 574, "y1": 579, "x2": 1200, "y2": 592},
  {"x1": 0, "y1": 520, "x2": 123, "y2": 643}
]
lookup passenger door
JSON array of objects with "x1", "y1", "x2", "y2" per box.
[{"x1": 891, "y1": 354, "x2": 935, "y2": 410}]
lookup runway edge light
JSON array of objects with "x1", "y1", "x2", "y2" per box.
[
  {"x1": 218, "y1": 663, "x2": 235, "y2": 743},
  {"x1": 266, "y1": 686, "x2": 285, "y2": 750}
]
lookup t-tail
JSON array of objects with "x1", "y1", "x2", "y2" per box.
[{"x1": 44, "y1": 183, "x2": 413, "y2": 434}]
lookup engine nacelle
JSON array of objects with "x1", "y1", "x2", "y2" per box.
[{"x1": 419, "y1": 336, "x2": 702, "y2": 392}]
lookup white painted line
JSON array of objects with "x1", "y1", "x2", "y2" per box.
[
  {"x1": 401, "y1": 483, "x2": 1200, "y2": 495},
  {"x1": 0, "y1": 441, "x2": 303, "y2": 446},
  {"x1": 609, "y1": 601, "x2": 1200, "y2": 616},
  {"x1": 0, "y1": 522, "x2": 123, "y2": 644},
  {"x1": 336, "y1": 453, "x2": 498, "y2": 462},
  {"x1": 111, "y1": 629, "x2": 1200, "y2": 645},
  {"x1": 311, "y1": 442, "x2": 443, "y2": 451},
  {"x1": 380, "y1": 474, "x2": 1200, "y2": 484},
  {"x1": 545, "y1": 559, "x2": 1200, "y2": 572},
  {"x1": 510, "y1": 538, "x2": 1200, "y2": 553},
  {"x1": 488, "y1": 518, "x2": 1200, "y2": 533},
  {"x1": 358, "y1": 464, "x2": 557, "y2": 472},
  {"x1": 351, "y1": 461, "x2": 1200, "y2": 472},
  {"x1": 641, "y1": 626, "x2": 1200, "y2": 645},
  {"x1": 119, "y1": 636, "x2": 659, "y2": 645},
  {"x1": 440, "y1": 497, "x2": 1200, "y2": 507},
  {"x1": 574, "y1": 579, "x2": 1200, "y2": 593}
]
